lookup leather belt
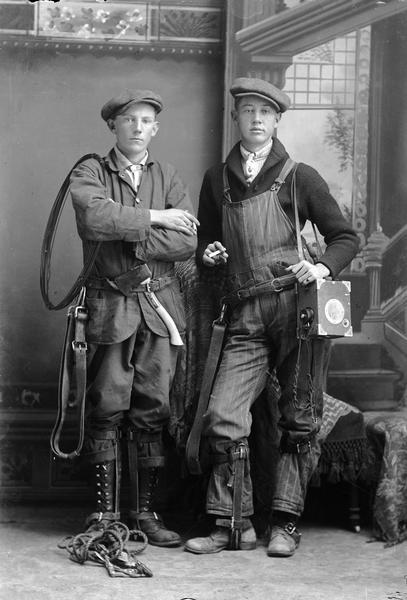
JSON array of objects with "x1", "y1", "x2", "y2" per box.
[
  {"x1": 222, "y1": 273, "x2": 297, "y2": 305},
  {"x1": 87, "y1": 274, "x2": 176, "y2": 294}
]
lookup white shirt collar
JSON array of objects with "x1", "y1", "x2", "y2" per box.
[
  {"x1": 240, "y1": 138, "x2": 273, "y2": 161},
  {"x1": 114, "y1": 145, "x2": 148, "y2": 169}
]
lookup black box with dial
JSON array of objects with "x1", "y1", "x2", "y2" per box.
[{"x1": 296, "y1": 279, "x2": 353, "y2": 339}]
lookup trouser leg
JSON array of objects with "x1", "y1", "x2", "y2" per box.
[
  {"x1": 204, "y1": 300, "x2": 271, "y2": 517},
  {"x1": 184, "y1": 438, "x2": 257, "y2": 554},
  {"x1": 272, "y1": 338, "x2": 327, "y2": 516},
  {"x1": 206, "y1": 439, "x2": 254, "y2": 519},
  {"x1": 272, "y1": 440, "x2": 321, "y2": 516}
]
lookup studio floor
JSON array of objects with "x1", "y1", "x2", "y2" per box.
[{"x1": 0, "y1": 503, "x2": 406, "y2": 600}]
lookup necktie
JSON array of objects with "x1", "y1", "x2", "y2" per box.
[
  {"x1": 243, "y1": 152, "x2": 256, "y2": 181},
  {"x1": 127, "y1": 164, "x2": 143, "y2": 191}
]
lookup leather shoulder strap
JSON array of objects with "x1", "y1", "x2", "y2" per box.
[{"x1": 291, "y1": 164, "x2": 323, "y2": 261}]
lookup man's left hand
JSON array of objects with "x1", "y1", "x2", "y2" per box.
[{"x1": 286, "y1": 261, "x2": 330, "y2": 285}]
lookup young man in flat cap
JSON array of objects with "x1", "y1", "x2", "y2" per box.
[
  {"x1": 70, "y1": 89, "x2": 199, "y2": 546},
  {"x1": 184, "y1": 77, "x2": 359, "y2": 556}
]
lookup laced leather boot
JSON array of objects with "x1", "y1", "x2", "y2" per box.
[
  {"x1": 129, "y1": 468, "x2": 181, "y2": 547},
  {"x1": 86, "y1": 460, "x2": 120, "y2": 529}
]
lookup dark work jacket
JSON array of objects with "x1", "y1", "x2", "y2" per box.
[
  {"x1": 70, "y1": 148, "x2": 197, "y2": 344},
  {"x1": 197, "y1": 138, "x2": 359, "y2": 278}
]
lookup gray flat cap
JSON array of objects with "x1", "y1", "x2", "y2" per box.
[
  {"x1": 101, "y1": 89, "x2": 163, "y2": 121},
  {"x1": 230, "y1": 77, "x2": 290, "y2": 113}
]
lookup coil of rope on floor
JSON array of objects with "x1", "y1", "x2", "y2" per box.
[{"x1": 58, "y1": 520, "x2": 153, "y2": 578}]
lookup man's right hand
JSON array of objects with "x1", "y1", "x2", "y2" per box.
[
  {"x1": 150, "y1": 208, "x2": 199, "y2": 236},
  {"x1": 202, "y1": 241, "x2": 228, "y2": 266}
]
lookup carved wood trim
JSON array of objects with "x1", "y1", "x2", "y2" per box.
[{"x1": 235, "y1": 0, "x2": 407, "y2": 60}]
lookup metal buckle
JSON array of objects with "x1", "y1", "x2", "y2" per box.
[
  {"x1": 237, "y1": 445, "x2": 246, "y2": 460},
  {"x1": 72, "y1": 340, "x2": 88, "y2": 351},
  {"x1": 74, "y1": 305, "x2": 88, "y2": 319},
  {"x1": 272, "y1": 278, "x2": 284, "y2": 292},
  {"x1": 213, "y1": 303, "x2": 227, "y2": 326},
  {"x1": 284, "y1": 522, "x2": 297, "y2": 535}
]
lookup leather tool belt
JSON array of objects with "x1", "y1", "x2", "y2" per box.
[
  {"x1": 222, "y1": 273, "x2": 297, "y2": 307},
  {"x1": 87, "y1": 265, "x2": 177, "y2": 297}
]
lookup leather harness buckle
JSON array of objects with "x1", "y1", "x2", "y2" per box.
[{"x1": 271, "y1": 278, "x2": 284, "y2": 292}]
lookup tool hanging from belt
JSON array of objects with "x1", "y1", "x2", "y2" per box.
[
  {"x1": 41, "y1": 154, "x2": 106, "y2": 459},
  {"x1": 185, "y1": 304, "x2": 227, "y2": 475},
  {"x1": 50, "y1": 287, "x2": 89, "y2": 459}
]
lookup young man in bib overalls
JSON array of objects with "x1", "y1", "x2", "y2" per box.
[{"x1": 185, "y1": 77, "x2": 359, "y2": 557}]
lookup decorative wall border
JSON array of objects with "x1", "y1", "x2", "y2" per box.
[{"x1": 0, "y1": 0, "x2": 224, "y2": 56}]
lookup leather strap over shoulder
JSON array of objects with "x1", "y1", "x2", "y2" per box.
[
  {"x1": 222, "y1": 157, "x2": 297, "y2": 198},
  {"x1": 270, "y1": 158, "x2": 297, "y2": 192}
]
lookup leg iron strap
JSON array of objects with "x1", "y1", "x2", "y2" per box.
[{"x1": 228, "y1": 441, "x2": 249, "y2": 550}]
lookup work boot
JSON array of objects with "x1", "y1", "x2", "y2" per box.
[
  {"x1": 267, "y1": 522, "x2": 301, "y2": 557},
  {"x1": 86, "y1": 460, "x2": 121, "y2": 528},
  {"x1": 129, "y1": 468, "x2": 181, "y2": 547},
  {"x1": 184, "y1": 522, "x2": 257, "y2": 554}
]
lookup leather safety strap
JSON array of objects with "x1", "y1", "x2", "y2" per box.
[
  {"x1": 40, "y1": 154, "x2": 106, "y2": 311},
  {"x1": 50, "y1": 287, "x2": 88, "y2": 459},
  {"x1": 185, "y1": 305, "x2": 227, "y2": 475}
]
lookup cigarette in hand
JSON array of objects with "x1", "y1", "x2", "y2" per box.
[{"x1": 208, "y1": 250, "x2": 222, "y2": 258}]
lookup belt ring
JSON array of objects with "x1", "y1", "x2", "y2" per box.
[{"x1": 272, "y1": 279, "x2": 283, "y2": 292}]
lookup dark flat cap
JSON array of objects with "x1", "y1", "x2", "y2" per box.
[
  {"x1": 101, "y1": 89, "x2": 163, "y2": 121},
  {"x1": 230, "y1": 77, "x2": 290, "y2": 113}
]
